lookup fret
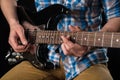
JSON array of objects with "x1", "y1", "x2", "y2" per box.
[
  {"x1": 94, "y1": 32, "x2": 103, "y2": 47},
  {"x1": 46, "y1": 31, "x2": 48, "y2": 43},
  {"x1": 75, "y1": 32, "x2": 82, "y2": 45},
  {"x1": 87, "y1": 32, "x2": 90, "y2": 46},
  {"x1": 74, "y1": 33, "x2": 77, "y2": 41},
  {"x1": 49, "y1": 31, "x2": 52, "y2": 43},
  {"x1": 51, "y1": 31, "x2": 53, "y2": 44},
  {"x1": 70, "y1": 32, "x2": 77, "y2": 43},
  {"x1": 75, "y1": 32, "x2": 79, "y2": 43},
  {"x1": 55, "y1": 31, "x2": 58, "y2": 44},
  {"x1": 50, "y1": 31, "x2": 53, "y2": 44},
  {"x1": 42, "y1": 31, "x2": 45, "y2": 43},
  {"x1": 87, "y1": 32, "x2": 95, "y2": 46},
  {"x1": 46, "y1": 31, "x2": 49, "y2": 44},
  {"x1": 81, "y1": 32, "x2": 84, "y2": 45},
  {"x1": 82, "y1": 32, "x2": 89, "y2": 46},
  {"x1": 94, "y1": 32, "x2": 96, "y2": 46},
  {"x1": 44, "y1": 31, "x2": 46, "y2": 43},
  {"x1": 55, "y1": 31, "x2": 60, "y2": 44},
  {"x1": 103, "y1": 32, "x2": 112, "y2": 47},
  {"x1": 58, "y1": 31, "x2": 63, "y2": 44},
  {"x1": 101, "y1": 32, "x2": 105, "y2": 47},
  {"x1": 52, "y1": 31, "x2": 55, "y2": 44},
  {"x1": 59, "y1": 32, "x2": 63, "y2": 44},
  {"x1": 41, "y1": 32, "x2": 43, "y2": 43},
  {"x1": 111, "y1": 32, "x2": 114, "y2": 47},
  {"x1": 42, "y1": 31, "x2": 44, "y2": 43}
]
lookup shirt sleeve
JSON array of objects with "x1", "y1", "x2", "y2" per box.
[{"x1": 102, "y1": 0, "x2": 120, "y2": 20}]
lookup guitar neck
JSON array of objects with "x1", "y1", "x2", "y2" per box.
[{"x1": 33, "y1": 30, "x2": 120, "y2": 48}]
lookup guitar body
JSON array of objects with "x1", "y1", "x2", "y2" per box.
[{"x1": 7, "y1": 4, "x2": 70, "y2": 69}]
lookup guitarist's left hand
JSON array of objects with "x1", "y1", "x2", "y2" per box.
[{"x1": 61, "y1": 25, "x2": 89, "y2": 57}]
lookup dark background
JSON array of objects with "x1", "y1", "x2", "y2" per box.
[
  {"x1": 0, "y1": 0, "x2": 120, "y2": 80},
  {"x1": 107, "y1": 48, "x2": 120, "y2": 80},
  {"x1": 0, "y1": 9, "x2": 11, "y2": 77}
]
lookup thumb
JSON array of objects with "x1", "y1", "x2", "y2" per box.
[{"x1": 69, "y1": 25, "x2": 82, "y2": 32}]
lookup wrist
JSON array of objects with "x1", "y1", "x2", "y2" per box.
[{"x1": 9, "y1": 19, "x2": 19, "y2": 27}]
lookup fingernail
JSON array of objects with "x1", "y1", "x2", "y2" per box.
[
  {"x1": 23, "y1": 41, "x2": 27, "y2": 45},
  {"x1": 69, "y1": 25, "x2": 71, "y2": 27}
]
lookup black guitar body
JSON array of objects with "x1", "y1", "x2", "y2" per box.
[{"x1": 14, "y1": 4, "x2": 70, "y2": 69}]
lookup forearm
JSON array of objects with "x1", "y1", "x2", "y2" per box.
[
  {"x1": 1, "y1": 0, "x2": 19, "y2": 26},
  {"x1": 101, "y1": 17, "x2": 120, "y2": 32}
]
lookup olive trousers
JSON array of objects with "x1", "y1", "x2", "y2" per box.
[{"x1": 0, "y1": 61, "x2": 113, "y2": 80}]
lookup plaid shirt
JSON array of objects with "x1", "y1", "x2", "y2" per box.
[{"x1": 35, "y1": 0, "x2": 120, "y2": 80}]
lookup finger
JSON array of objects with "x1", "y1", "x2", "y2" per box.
[
  {"x1": 17, "y1": 29, "x2": 28, "y2": 46},
  {"x1": 74, "y1": 46, "x2": 88, "y2": 56},
  {"x1": 61, "y1": 44, "x2": 69, "y2": 55},
  {"x1": 62, "y1": 41, "x2": 75, "y2": 54},
  {"x1": 14, "y1": 44, "x2": 30, "y2": 53},
  {"x1": 61, "y1": 36, "x2": 69, "y2": 43},
  {"x1": 9, "y1": 38, "x2": 28, "y2": 53},
  {"x1": 69, "y1": 25, "x2": 76, "y2": 32},
  {"x1": 80, "y1": 46, "x2": 88, "y2": 51},
  {"x1": 69, "y1": 25, "x2": 82, "y2": 32},
  {"x1": 75, "y1": 26, "x2": 82, "y2": 31},
  {"x1": 61, "y1": 36, "x2": 74, "y2": 46},
  {"x1": 9, "y1": 35, "x2": 24, "y2": 50},
  {"x1": 61, "y1": 35, "x2": 75, "y2": 48}
]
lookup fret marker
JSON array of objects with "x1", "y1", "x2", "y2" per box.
[
  {"x1": 42, "y1": 36, "x2": 45, "y2": 38},
  {"x1": 116, "y1": 39, "x2": 119, "y2": 42},
  {"x1": 39, "y1": 36, "x2": 41, "y2": 38},
  {"x1": 98, "y1": 38, "x2": 101, "y2": 41},
  {"x1": 73, "y1": 37, "x2": 76, "y2": 40},
  {"x1": 84, "y1": 37, "x2": 87, "y2": 40}
]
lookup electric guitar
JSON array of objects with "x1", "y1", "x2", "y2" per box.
[{"x1": 6, "y1": 4, "x2": 120, "y2": 69}]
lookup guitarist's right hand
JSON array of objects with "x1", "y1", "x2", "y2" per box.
[{"x1": 9, "y1": 22, "x2": 28, "y2": 52}]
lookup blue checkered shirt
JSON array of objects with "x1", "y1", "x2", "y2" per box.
[{"x1": 35, "y1": 0, "x2": 120, "y2": 80}]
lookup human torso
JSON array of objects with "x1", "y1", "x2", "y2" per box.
[{"x1": 34, "y1": 0, "x2": 108, "y2": 80}]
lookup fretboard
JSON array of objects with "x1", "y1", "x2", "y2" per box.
[{"x1": 33, "y1": 30, "x2": 120, "y2": 48}]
